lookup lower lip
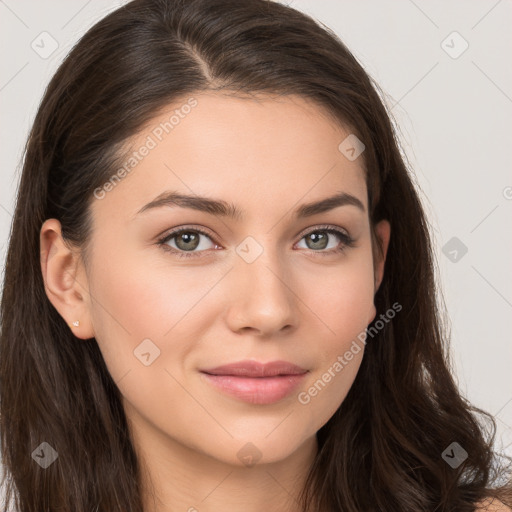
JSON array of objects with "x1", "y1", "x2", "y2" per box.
[{"x1": 200, "y1": 372, "x2": 307, "y2": 405}]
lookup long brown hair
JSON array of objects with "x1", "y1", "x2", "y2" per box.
[{"x1": 1, "y1": 0, "x2": 511, "y2": 510}]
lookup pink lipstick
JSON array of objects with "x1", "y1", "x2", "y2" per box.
[{"x1": 200, "y1": 360, "x2": 308, "y2": 405}]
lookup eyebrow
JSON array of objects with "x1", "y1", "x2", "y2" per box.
[{"x1": 135, "y1": 190, "x2": 366, "y2": 220}]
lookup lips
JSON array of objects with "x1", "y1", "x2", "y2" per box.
[
  {"x1": 200, "y1": 359, "x2": 308, "y2": 377},
  {"x1": 199, "y1": 360, "x2": 309, "y2": 405}
]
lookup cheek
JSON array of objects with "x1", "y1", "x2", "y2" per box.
[
  {"x1": 293, "y1": 255, "x2": 374, "y2": 426},
  {"x1": 86, "y1": 251, "x2": 210, "y2": 435},
  {"x1": 298, "y1": 347, "x2": 363, "y2": 435},
  {"x1": 299, "y1": 252, "x2": 375, "y2": 338},
  {"x1": 297, "y1": 292, "x2": 369, "y2": 434},
  {"x1": 87, "y1": 242, "x2": 224, "y2": 379}
]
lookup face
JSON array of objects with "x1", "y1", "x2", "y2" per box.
[{"x1": 41, "y1": 92, "x2": 390, "y2": 469}]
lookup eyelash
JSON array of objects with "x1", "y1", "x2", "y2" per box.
[{"x1": 156, "y1": 224, "x2": 356, "y2": 259}]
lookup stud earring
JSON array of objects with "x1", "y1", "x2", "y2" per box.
[{"x1": 70, "y1": 320, "x2": 80, "y2": 328}]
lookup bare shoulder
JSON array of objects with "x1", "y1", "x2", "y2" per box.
[{"x1": 474, "y1": 498, "x2": 512, "y2": 511}]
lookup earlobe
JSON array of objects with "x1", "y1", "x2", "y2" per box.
[{"x1": 40, "y1": 219, "x2": 94, "y2": 339}]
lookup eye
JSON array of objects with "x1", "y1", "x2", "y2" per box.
[
  {"x1": 157, "y1": 226, "x2": 219, "y2": 259},
  {"x1": 295, "y1": 225, "x2": 356, "y2": 256},
  {"x1": 157, "y1": 224, "x2": 356, "y2": 259}
]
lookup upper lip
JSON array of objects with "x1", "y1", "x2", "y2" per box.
[{"x1": 200, "y1": 360, "x2": 308, "y2": 377}]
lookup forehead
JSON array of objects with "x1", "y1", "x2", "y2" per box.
[{"x1": 92, "y1": 92, "x2": 368, "y2": 223}]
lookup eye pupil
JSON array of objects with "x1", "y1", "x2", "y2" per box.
[
  {"x1": 307, "y1": 232, "x2": 328, "y2": 250},
  {"x1": 176, "y1": 231, "x2": 200, "y2": 250}
]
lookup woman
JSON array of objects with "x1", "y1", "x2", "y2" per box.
[{"x1": 1, "y1": 0, "x2": 511, "y2": 510}]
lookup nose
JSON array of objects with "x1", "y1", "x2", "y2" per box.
[{"x1": 224, "y1": 246, "x2": 299, "y2": 337}]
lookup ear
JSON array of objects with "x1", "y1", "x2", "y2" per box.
[
  {"x1": 366, "y1": 219, "x2": 391, "y2": 325},
  {"x1": 40, "y1": 218, "x2": 95, "y2": 339},
  {"x1": 372, "y1": 219, "x2": 391, "y2": 294}
]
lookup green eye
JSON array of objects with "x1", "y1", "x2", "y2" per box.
[{"x1": 157, "y1": 224, "x2": 355, "y2": 259}]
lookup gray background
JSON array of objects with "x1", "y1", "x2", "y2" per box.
[{"x1": 1, "y1": 0, "x2": 511, "y2": 485}]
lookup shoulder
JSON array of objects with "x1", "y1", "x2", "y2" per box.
[{"x1": 474, "y1": 498, "x2": 512, "y2": 511}]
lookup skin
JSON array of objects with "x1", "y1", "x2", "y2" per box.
[
  {"x1": 40, "y1": 92, "x2": 391, "y2": 512},
  {"x1": 475, "y1": 499, "x2": 512, "y2": 512}
]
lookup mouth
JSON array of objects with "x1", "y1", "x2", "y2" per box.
[
  {"x1": 199, "y1": 372, "x2": 308, "y2": 405},
  {"x1": 199, "y1": 360, "x2": 309, "y2": 405}
]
